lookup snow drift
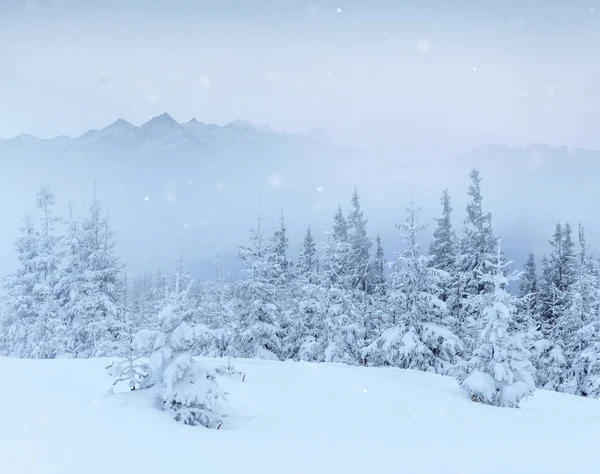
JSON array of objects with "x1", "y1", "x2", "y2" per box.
[{"x1": 1, "y1": 356, "x2": 599, "y2": 474}]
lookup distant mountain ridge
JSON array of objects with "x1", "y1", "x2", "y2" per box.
[
  {"x1": 0, "y1": 113, "x2": 334, "y2": 154},
  {"x1": 0, "y1": 115, "x2": 598, "y2": 280}
]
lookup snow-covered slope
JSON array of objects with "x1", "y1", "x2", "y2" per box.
[{"x1": 1, "y1": 356, "x2": 598, "y2": 474}]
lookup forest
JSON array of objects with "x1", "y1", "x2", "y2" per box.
[{"x1": 1, "y1": 169, "x2": 598, "y2": 424}]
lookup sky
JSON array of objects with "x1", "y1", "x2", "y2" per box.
[{"x1": 1, "y1": 0, "x2": 599, "y2": 154}]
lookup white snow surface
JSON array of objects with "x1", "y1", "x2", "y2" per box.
[{"x1": 1, "y1": 356, "x2": 599, "y2": 474}]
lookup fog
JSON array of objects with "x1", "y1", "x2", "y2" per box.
[{"x1": 1, "y1": 0, "x2": 599, "y2": 279}]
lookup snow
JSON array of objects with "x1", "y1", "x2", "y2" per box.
[{"x1": 1, "y1": 356, "x2": 600, "y2": 474}]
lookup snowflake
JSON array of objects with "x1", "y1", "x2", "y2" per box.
[
  {"x1": 144, "y1": 196, "x2": 150, "y2": 201},
  {"x1": 416, "y1": 39, "x2": 430, "y2": 54},
  {"x1": 268, "y1": 173, "x2": 286, "y2": 188},
  {"x1": 199, "y1": 76, "x2": 211, "y2": 88}
]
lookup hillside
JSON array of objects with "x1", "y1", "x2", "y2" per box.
[{"x1": 0, "y1": 356, "x2": 599, "y2": 474}]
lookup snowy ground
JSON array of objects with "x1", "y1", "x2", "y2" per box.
[{"x1": 1, "y1": 357, "x2": 599, "y2": 474}]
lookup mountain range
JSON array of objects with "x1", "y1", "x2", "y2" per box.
[
  {"x1": 0, "y1": 113, "x2": 333, "y2": 154},
  {"x1": 0, "y1": 114, "x2": 598, "y2": 278}
]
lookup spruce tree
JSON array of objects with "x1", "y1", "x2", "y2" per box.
[
  {"x1": 235, "y1": 215, "x2": 282, "y2": 359},
  {"x1": 59, "y1": 189, "x2": 125, "y2": 357},
  {"x1": 347, "y1": 188, "x2": 371, "y2": 292},
  {"x1": 429, "y1": 188, "x2": 456, "y2": 274},
  {"x1": 458, "y1": 241, "x2": 535, "y2": 407},
  {"x1": 296, "y1": 227, "x2": 317, "y2": 281},
  {"x1": 363, "y1": 202, "x2": 462, "y2": 373},
  {"x1": 558, "y1": 225, "x2": 599, "y2": 395},
  {"x1": 141, "y1": 271, "x2": 225, "y2": 427},
  {"x1": 367, "y1": 234, "x2": 386, "y2": 295},
  {"x1": 455, "y1": 169, "x2": 497, "y2": 352},
  {"x1": 285, "y1": 226, "x2": 324, "y2": 361},
  {"x1": 319, "y1": 205, "x2": 362, "y2": 364},
  {"x1": 519, "y1": 253, "x2": 538, "y2": 317},
  {"x1": 1, "y1": 187, "x2": 65, "y2": 358},
  {"x1": 2, "y1": 214, "x2": 39, "y2": 357}
]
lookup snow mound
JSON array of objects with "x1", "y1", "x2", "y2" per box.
[{"x1": 1, "y1": 356, "x2": 600, "y2": 474}]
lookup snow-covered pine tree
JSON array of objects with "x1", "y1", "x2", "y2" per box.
[
  {"x1": 455, "y1": 170, "x2": 497, "y2": 353},
  {"x1": 363, "y1": 202, "x2": 462, "y2": 373},
  {"x1": 267, "y1": 211, "x2": 296, "y2": 358},
  {"x1": 1, "y1": 187, "x2": 65, "y2": 358},
  {"x1": 458, "y1": 240, "x2": 535, "y2": 408},
  {"x1": 296, "y1": 226, "x2": 317, "y2": 281},
  {"x1": 361, "y1": 235, "x2": 388, "y2": 365},
  {"x1": 367, "y1": 234, "x2": 386, "y2": 295},
  {"x1": 1, "y1": 213, "x2": 39, "y2": 357},
  {"x1": 538, "y1": 223, "x2": 576, "y2": 332},
  {"x1": 319, "y1": 205, "x2": 363, "y2": 364},
  {"x1": 234, "y1": 215, "x2": 282, "y2": 359},
  {"x1": 28, "y1": 187, "x2": 66, "y2": 357},
  {"x1": 533, "y1": 223, "x2": 579, "y2": 390},
  {"x1": 59, "y1": 189, "x2": 126, "y2": 357},
  {"x1": 429, "y1": 188, "x2": 456, "y2": 276},
  {"x1": 284, "y1": 226, "x2": 325, "y2": 361},
  {"x1": 197, "y1": 253, "x2": 236, "y2": 357},
  {"x1": 557, "y1": 225, "x2": 600, "y2": 395},
  {"x1": 519, "y1": 252, "x2": 539, "y2": 325},
  {"x1": 106, "y1": 304, "x2": 149, "y2": 391},
  {"x1": 269, "y1": 210, "x2": 291, "y2": 287},
  {"x1": 321, "y1": 205, "x2": 353, "y2": 290},
  {"x1": 347, "y1": 188, "x2": 372, "y2": 293},
  {"x1": 429, "y1": 188, "x2": 461, "y2": 342},
  {"x1": 140, "y1": 270, "x2": 225, "y2": 427}
]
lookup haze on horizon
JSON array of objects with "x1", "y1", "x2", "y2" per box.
[{"x1": 1, "y1": 0, "x2": 599, "y2": 154}]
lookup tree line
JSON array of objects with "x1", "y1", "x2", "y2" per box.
[{"x1": 1, "y1": 170, "x2": 599, "y2": 425}]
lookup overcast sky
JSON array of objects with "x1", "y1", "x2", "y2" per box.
[{"x1": 1, "y1": 0, "x2": 599, "y2": 152}]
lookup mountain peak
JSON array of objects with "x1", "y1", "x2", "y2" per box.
[
  {"x1": 141, "y1": 113, "x2": 179, "y2": 128},
  {"x1": 104, "y1": 118, "x2": 136, "y2": 131}
]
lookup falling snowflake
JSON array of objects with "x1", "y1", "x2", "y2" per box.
[
  {"x1": 327, "y1": 72, "x2": 333, "y2": 78},
  {"x1": 199, "y1": 76, "x2": 211, "y2": 88},
  {"x1": 144, "y1": 196, "x2": 150, "y2": 201},
  {"x1": 183, "y1": 223, "x2": 189, "y2": 228},
  {"x1": 472, "y1": 66, "x2": 478, "y2": 72},
  {"x1": 416, "y1": 38, "x2": 430, "y2": 54},
  {"x1": 268, "y1": 173, "x2": 286, "y2": 188},
  {"x1": 337, "y1": 7, "x2": 342, "y2": 13},
  {"x1": 363, "y1": 388, "x2": 368, "y2": 393},
  {"x1": 317, "y1": 186, "x2": 323, "y2": 192}
]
